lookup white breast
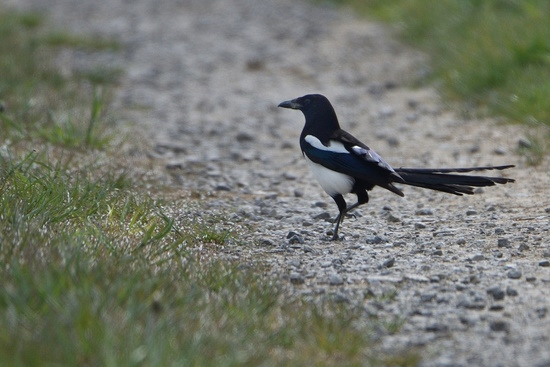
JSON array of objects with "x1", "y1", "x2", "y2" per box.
[{"x1": 304, "y1": 155, "x2": 354, "y2": 197}]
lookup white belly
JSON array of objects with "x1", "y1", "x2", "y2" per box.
[{"x1": 304, "y1": 155, "x2": 354, "y2": 197}]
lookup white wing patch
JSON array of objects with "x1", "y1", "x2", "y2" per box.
[
  {"x1": 351, "y1": 145, "x2": 396, "y2": 172},
  {"x1": 304, "y1": 155, "x2": 354, "y2": 196},
  {"x1": 304, "y1": 135, "x2": 348, "y2": 153}
]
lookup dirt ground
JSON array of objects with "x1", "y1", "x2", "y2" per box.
[{"x1": 7, "y1": 0, "x2": 550, "y2": 365}]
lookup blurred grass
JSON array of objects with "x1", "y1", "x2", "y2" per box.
[
  {"x1": 0, "y1": 7, "x2": 420, "y2": 366},
  {"x1": 322, "y1": 0, "x2": 550, "y2": 126}
]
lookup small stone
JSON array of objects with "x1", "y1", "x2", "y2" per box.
[
  {"x1": 294, "y1": 189, "x2": 304, "y2": 197},
  {"x1": 506, "y1": 287, "x2": 518, "y2": 297},
  {"x1": 497, "y1": 238, "x2": 510, "y2": 248},
  {"x1": 456, "y1": 238, "x2": 466, "y2": 245},
  {"x1": 518, "y1": 137, "x2": 532, "y2": 149},
  {"x1": 387, "y1": 137, "x2": 399, "y2": 147},
  {"x1": 215, "y1": 184, "x2": 231, "y2": 191},
  {"x1": 313, "y1": 212, "x2": 332, "y2": 221},
  {"x1": 286, "y1": 231, "x2": 299, "y2": 239},
  {"x1": 487, "y1": 286, "x2": 505, "y2": 301},
  {"x1": 288, "y1": 234, "x2": 304, "y2": 245},
  {"x1": 489, "y1": 304, "x2": 504, "y2": 311},
  {"x1": 471, "y1": 254, "x2": 485, "y2": 261},
  {"x1": 329, "y1": 274, "x2": 344, "y2": 286},
  {"x1": 260, "y1": 239, "x2": 275, "y2": 247},
  {"x1": 493, "y1": 147, "x2": 507, "y2": 155},
  {"x1": 415, "y1": 222, "x2": 426, "y2": 229},
  {"x1": 333, "y1": 293, "x2": 349, "y2": 303},
  {"x1": 415, "y1": 208, "x2": 433, "y2": 216},
  {"x1": 539, "y1": 260, "x2": 550, "y2": 267},
  {"x1": 495, "y1": 228, "x2": 505, "y2": 235},
  {"x1": 432, "y1": 250, "x2": 443, "y2": 256},
  {"x1": 313, "y1": 201, "x2": 328, "y2": 208},
  {"x1": 283, "y1": 172, "x2": 297, "y2": 180},
  {"x1": 378, "y1": 105, "x2": 395, "y2": 118},
  {"x1": 366, "y1": 235, "x2": 388, "y2": 244},
  {"x1": 420, "y1": 293, "x2": 436, "y2": 302},
  {"x1": 235, "y1": 131, "x2": 255, "y2": 142},
  {"x1": 382, "y1": 258, "x2": 395, "y2": 268},
  {"x1": 507, "y1": 269, "x2": 522, "y2": 279},
  {"x1": 526, "y1": 276, "x2": 536, "y2": 282},
  {"x1": 518, "y1": 243, "x2": 530, "y2": 252},
  {"x1": 386, "y1": 213, "x2": 401, "y2": 223},
  {"x1": 466, "y1": 210, "x2": 478, "y2": 216},
  {"x1": 289, "y1": 272, "x2": 305, "y2": 284},
  {"x1": 489, "y1": 320, "x2": 509, "y2": 332},
  {"x1": 536, "y1": 307, "x2": 548, "y2": 318},
  {"x1": 426, "y1": 323, "x2": 448, "y2": 333},
  {"x1": 407, "y1": 98, "x2": 419, "y2": 109},
  {"x1": 288, "y1": 258, "x2": 301, "y2": 267}
]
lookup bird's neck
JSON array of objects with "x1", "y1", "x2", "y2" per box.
[{"x1": 300, "y1": 110, "x2": 340, "y2": 144}]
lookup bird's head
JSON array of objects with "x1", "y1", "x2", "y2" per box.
[
  {"x1": 278, "y1": 94, "x2": 329, "y2": 112},
  {"x1": 278, "y1": 94, "x2": 340, "y2": 135}
]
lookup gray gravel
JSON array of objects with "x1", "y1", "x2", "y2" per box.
[{"x1": 8, "y1": 0, "x2": 550, "y2": 365}]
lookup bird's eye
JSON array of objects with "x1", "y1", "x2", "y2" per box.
[{"x1": 304, "y1": 98, "x2": 311, "y2": 105}]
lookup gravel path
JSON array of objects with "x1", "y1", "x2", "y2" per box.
[{"x1": 8, "y1": 0, "x2": 550, "y2": 365}]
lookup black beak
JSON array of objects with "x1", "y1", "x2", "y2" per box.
[{"x1": 278, "y1": 99, "x2": 301, "y2": 110}]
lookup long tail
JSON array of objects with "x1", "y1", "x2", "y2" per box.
[{"x1": 394, "y1": 165, "x2": 515, "y2": 196}]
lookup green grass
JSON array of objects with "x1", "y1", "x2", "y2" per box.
[
  {"x1": 0, "y1": 10, "x2": 118, "y2": 148},
  {"x1": 322, "y1": 0, "x2": 550, "y2": 127},
  {"x1": 0, "y1": 7, "x2": 420, "y2": 366}
]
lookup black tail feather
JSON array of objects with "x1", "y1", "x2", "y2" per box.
[{"x1": 395, "y1": 165, "x2": 514, "y2": 196}]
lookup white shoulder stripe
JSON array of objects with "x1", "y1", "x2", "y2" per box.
[{"x1": 304, "y1": 135, "x2": 348, "y2": 154}]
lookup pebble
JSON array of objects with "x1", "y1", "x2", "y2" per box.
[
  {"x1": 366, "y1": 235, "x2": 388, "y2": 244},
  {"x1": 470, "y1": 254, "x2": 485, "y2": 261},
  {"x1": 415, "y1": 222, "x2": 426, "y2": 229},
  {"x1": 497, "y1": 238, "x2": 510, "y2": 248},
  {"x1": 383, "y1": 258, "x2": 395, "y2": 268},
  {"x1": 518, "y1": 243, "x2": 530, "y2": 252},
  {"x1": 517, "y1": 137, "x2": 531, "y2": 149},
  {"x1": 289, "y1": 272, "x2": 305, "y2": 284},
  {"x1": 539, "y1": 260, "x2": 550, "y2": 267},
  {"x1": 288, "y1": 234, "x2": 304, "y2": 245},
  {"x1": 426, "y1": 323, "x2": 449, "y2": 333},
  {"x1": 507, "y1": 269, "x2": 522, "y2": 279},
  {"x1": 215, "y1": 184, "x2": 231, "y2": 191},
  {"x1": 386, "y1": 213, "x2": 401, "y2": 223},
  {"x1": 489, "y1": 304, "x2": 504, "y2": 311},
  {"x1": 329, "y1": 274, "x2": 344, "y2": 286},
  {"x1": 466, "y1": 210, "x2": 477, "y2": 216},
  {"x1": 506, "y1": 287, "x2": 519, "y2": 297},
  {"x1": 415, "y1": 208, "x2": 433, "y2": 216},
  {"x1": 536, "y1": 307, "x2": 547, "y2": 319},
  {"x1": 487, "y1": 286, "x2": 505, "y2": 301},
  {"x1": 489, "y1": 320, "x2": 509, "y2": 332},
  {"x1": 421, "y1": 293, "x2": 436, "y2": 302},
  {"x1": 313, "y1": 212, "x2": 332, "y2": 221}
]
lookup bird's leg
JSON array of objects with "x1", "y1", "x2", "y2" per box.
[
  {"x1": 330, "y1": 195, "x2": 347, "y2": 240},
  {"x1": 342, "y1": 189, "x2": 369, "y2": 220},
  {"x1": 329, "y1": 191, "x2": 369, "y2": 240}
]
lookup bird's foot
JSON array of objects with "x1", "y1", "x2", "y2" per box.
[{"x1": 327, "y1": 230, "x2": 343, "y2": 241}]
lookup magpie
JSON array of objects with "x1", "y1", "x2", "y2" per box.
[{"x1": 278, "y1": 94, "x2": 515, "y2": 240}]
